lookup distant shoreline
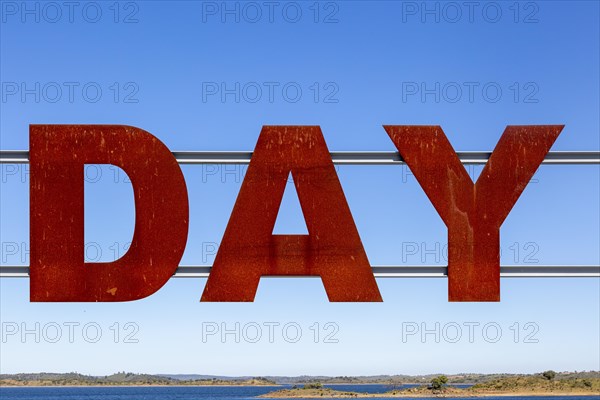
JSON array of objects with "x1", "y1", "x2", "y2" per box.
[
  {"x1": 2, "y1": 372, "x2": 598, "y2": 393},
  {"x1": 0, "y1": 373, "x2": 279, "y2": 387},
  {"x1": 258, "y1": 375, "x2": 600, "y2": 399},
  {"x1": 0, "y1": 384, "x2": 282, "y2": 388}
]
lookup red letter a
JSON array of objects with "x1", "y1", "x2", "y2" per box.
[{"x1": 201, "y1": 126, "x2": 382, "y2": 302}]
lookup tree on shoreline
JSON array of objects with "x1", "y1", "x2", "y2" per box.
[
  {"x1": 542, "y1": 371, "x2": 556, "y2": 381},
  {"x1": 431, "y1": 375, "x2": 448, "y2": 391}
]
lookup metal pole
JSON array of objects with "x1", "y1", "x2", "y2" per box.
[
  {"x1": 1, "y1": 150, "x2": 599, "y2": 165},
  {"x1": 2, "y1": 149, "x2": 598, "y2": 279},
  {"x1": 1, "y1": 265, "x2": 598, "y2": 278}
]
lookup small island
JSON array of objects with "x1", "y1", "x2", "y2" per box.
[{"x1": 259, "y1": 372, "x2": 600, "y2": 398}]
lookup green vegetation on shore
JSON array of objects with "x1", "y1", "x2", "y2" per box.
[
  {"x1": 471, "y1": 373, "x2": 599, "y2": 394},
  {"x1": 2, "y1": 370, "x2": 599, "y2": 395},
  {"x1": 285, "y1": 371, "x2": 599, "y2": 386},
  {"x1": 0, "y1": 372, "x2": 277, "y2": 387},
  {"x1": 259, "y1": 372, "x2": 600, "y2": 398}
]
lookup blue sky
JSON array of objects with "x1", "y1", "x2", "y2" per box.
[{"x1": 0, "y1": 1, "x2": 599, "y2": 376}]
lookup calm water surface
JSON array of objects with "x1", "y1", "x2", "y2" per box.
[{"x1": 0, "y1": 385, "x2": 595, "y2": 400}]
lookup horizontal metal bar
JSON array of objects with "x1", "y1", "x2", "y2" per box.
[
  {"x1": 1, "y1": 265, "x2": 598, "y2": 278},
  {"x1": 1, "y1": 151, "x2": 599, "y2": 165},
  {"x1": 0, "y1": 150, "x2": 28, "y2": 164}
]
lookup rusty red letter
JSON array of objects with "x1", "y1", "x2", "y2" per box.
[
  {"x1": 201, "y1": 126, "x2": 382, "y2": 302},
  {"x1": 384, "y1": 125, "x2": 563, "y2": 302},
  {"x1": 30, "y1": 125, "x2": 189, "y2": 302}
]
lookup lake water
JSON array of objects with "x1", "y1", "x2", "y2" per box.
[{"x1": 0, "y1": 385, "x2": 595, "y2": 400}]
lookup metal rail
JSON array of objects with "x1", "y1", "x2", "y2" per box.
[
  {"x1": 1, "y1": 150, "x2": 599, "y2": 165},
  {"x1": 1, "y1": 265, "x2": 598, "y2": 278},
  {"x1": 1, "y1": 150, "x2": 598, "y2": 279}
]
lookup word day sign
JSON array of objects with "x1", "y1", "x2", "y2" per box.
[{"x1": 20, "y1": 124, "x2": 567, "y2": 303}]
